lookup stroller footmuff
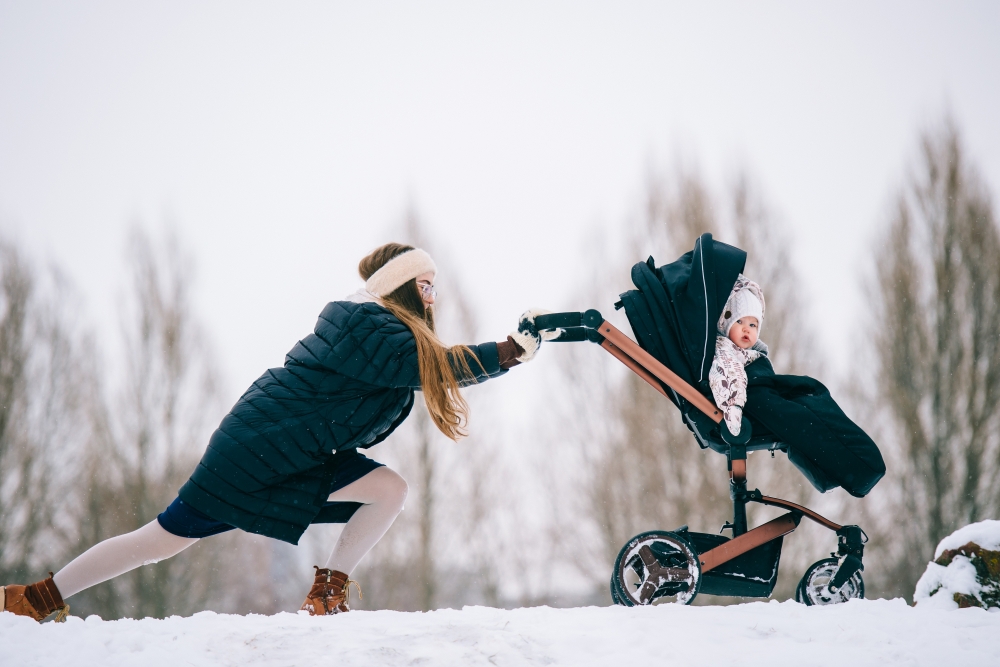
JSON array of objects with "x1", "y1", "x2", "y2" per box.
[{"x1": 536, "y1": 233, "x2": 883, "y2": 606}]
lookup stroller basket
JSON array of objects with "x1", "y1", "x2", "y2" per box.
[{"x1": 687, "y1": 530, "x2": 783, "y2": 598}]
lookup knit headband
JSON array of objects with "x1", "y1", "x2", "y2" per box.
[{"x1": 364, "y1": 248, "x2": 437, "y2": 297}]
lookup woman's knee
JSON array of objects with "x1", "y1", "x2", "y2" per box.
[
  {"x1": 137, "y1": 519, "x2": 200, "y2": 558},
  {"x1": 373, "y1": 467, "x2": 408, "y2": 509}
]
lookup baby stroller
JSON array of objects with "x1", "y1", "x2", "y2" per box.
[{"x1": 534, "y1": 233, "x2": 884, "y2": 606}]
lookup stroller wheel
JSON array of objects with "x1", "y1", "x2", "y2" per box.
[
  {"x1": 612, "y1": 531, "x2": 701, "y2": 606},
  {"x1": 796, "y1": 558, "x2": 865, "y2": 605}
]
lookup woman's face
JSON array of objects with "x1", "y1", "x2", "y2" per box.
[{"x1": 416, "y1": 271, "x2": 436, "y2": 308}]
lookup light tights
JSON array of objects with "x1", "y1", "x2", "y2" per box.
[
  {"x1": 53, "y1": 520, "x2": 198, "y2": 599},
  {"x1": 50, "y1": 466, "x2": 407, "y2": 599},
  {"x1": 324, "y1": 466, "x2": 408, "y2": 574}
]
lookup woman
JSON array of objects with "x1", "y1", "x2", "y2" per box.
[{"x1": 2, "y1": 243, "x2": 548, "y2": 621}]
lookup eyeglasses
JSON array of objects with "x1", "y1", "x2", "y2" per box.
[{"x1": 417, "y1": 282, "x2": 437, "y2": 299}]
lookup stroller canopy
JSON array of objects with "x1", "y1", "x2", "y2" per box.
[{"x1": 620, "y1": 233, "x2": 745, "y2": 394}]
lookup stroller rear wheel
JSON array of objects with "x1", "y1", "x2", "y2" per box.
[
  {"x1": 611, "y1": 531, "x2": 701, "y2": 606},
  {"x1": 795, "y1": 557, "x2": 865, "y2": 605}
]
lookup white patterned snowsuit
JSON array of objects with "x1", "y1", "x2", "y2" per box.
[
  {"x1": 709, "y1": 274, "x2": 766, "y2": 436},
  {"x1": 709, "y1": 336, "x2": 761, "y2": 436}
]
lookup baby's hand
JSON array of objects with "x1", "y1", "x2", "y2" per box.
[{"x1": 723, "y1": 406, "x2": 743, "y2": 437}]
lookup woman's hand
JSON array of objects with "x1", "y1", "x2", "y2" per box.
[{"x1": 508, "y1": 309, "x2": 557, "y2": 362}]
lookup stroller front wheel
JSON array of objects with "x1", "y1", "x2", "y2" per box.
[
  {"x1": 611, "y1": 531, "x2": 701, "y2": 606},
  {"x1": 795, "y1": 557, "x2": 865, "y2": 605}
]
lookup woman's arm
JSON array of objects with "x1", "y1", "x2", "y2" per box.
[
  {"x1": 450, "y1": 335, "x2": 527, "y2": 386},
  {"x1": 449, "y1": 340, "x2": 518, "y2": 387},
  {"x1": 451, "y1": 317, "x2": 535, "y2": 383},
  {"x1": 496, "y1": 336, "x2": 524, "y2": 369},
  {"x1": 291, "y1": 301, "x2": 523, "y2": 389}
]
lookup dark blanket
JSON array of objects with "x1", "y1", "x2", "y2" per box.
[
  {"x1": 620, "y1": 233, "x2": 885, "y2": 497},
  {"x1": 744, "y1": 356, "x2": 885, "y2": 497},
  {"x1": 179, "y1": 299, "x2": 507, "y2": 544}
]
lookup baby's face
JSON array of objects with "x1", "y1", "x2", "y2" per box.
[{"x1": 728, "y1": 317, "x2": 759, "y2": 349}]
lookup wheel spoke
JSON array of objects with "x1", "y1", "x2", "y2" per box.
[
  {"x1": 637, "y1": 545, "x2": 660, "y2": 570},
  {"x1": 638, "y1": 547, "x2": 690, "y2": 582},
  {"x1": 638, "y1": 580, "x2": 659, "y2": 604},
  {"x1": 655, "y1": 566, "x2": 691, "y2": 583}
]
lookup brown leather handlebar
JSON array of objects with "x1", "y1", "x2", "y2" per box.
[{"x1": 596, "y1": 320, "x2": 723, "y2": 423}]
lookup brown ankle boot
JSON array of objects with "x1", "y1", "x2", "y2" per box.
[
  {"x1": 2, "y1": 572, "x2": 70, "y2": 622},
  {"x1": 300, "y1": 566, "x2": 362, "y2": 615}
]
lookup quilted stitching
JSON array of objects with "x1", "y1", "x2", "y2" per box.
[{"x1": 179, "y1": 300, "x2": 506, "y2": 544}]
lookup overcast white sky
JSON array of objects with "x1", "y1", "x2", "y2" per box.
[{"x1": 2, "y1": 1, "x2": 998, "y2": 398}]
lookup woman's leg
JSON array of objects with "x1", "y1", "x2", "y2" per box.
[
  {"x1": 53, "y1": 520, "x2": 199, "y2": 599},
  {"x1": 324, "y1": 466, "x2": 408, "y2": 574}
]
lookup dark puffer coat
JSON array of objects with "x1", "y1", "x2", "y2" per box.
[{"x1": 178, "y1": 300, "x2": 506, "y2": 544}]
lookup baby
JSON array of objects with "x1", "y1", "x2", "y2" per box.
[{"x1": 709, "y1": 275, "x2": 767, "y2": 437}]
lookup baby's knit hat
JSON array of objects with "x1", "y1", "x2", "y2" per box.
[{"x1": 718, "y1": 275, "x2": 765, "y2": 336}]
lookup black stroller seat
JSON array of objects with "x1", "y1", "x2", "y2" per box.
[
  {"x1": 683, "y1": 405, "x2": 786, "y2": 456},
  {"x1": 534, "y1": 233, "x2": 883, "y2": 607},
  {"x1": 642, "y1": 359, "x2": 785, "y2": 454}
]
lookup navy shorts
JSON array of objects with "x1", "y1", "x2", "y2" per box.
[{"x1": 157, "y1": 449, "x2": 385, "y2": 538}]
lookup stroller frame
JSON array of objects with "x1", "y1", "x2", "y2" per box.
[{"x1": 535, "y1": 309, "x2": 867, "y2": 605}]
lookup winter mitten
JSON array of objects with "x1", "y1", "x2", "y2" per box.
[
  {"x1": 1, "y1": 573, "x2": 70, "y2": 622},
  {"x1": 723, "y1": 405, "x2": 743, "y2": 437},
  {"x1": 508, "y1": 309, "x2": 555, "y2": 362},
  {"x1": 300, "y1": 566, "x2": 362, "y2": 615}
]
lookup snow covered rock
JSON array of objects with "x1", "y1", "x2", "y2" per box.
[{"x1": 914, "y1": 519, "x2": 1000, "y2": 610}]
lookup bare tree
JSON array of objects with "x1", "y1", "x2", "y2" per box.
[
  {"x1": 66, "y1": 226, "x2": 263, "y2": 619},
  {"x1": 0, "y1": 243, "x2": 43, "y2": 582},
  {"x1": 0, "y1": 241, "x2": 95, "y2": 588},
  {"x1": 0, "y1": 243, "x2": 53, "y2": 583},
  {"x1": 863, "y1": 121, "x2": 1000, "y2": 600}
]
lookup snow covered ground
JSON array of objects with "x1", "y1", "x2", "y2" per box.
[{"x1": 2, "y1": 599, "x2": 998, "y2": 666}]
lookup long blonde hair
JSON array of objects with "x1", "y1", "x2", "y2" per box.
[{"x1": 359, "y1": 243, "x2": 478, "y2": 440}]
